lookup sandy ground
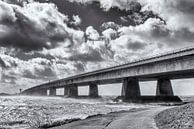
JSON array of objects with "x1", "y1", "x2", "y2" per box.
[{"x1": 51, "y1": 106, "x2": 169, "y2": 129}]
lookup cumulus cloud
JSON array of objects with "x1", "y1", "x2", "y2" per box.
[
  {"x1": 102, "y1": 28, "x2": 117, "y2": 40},
  {"x1": 0, "y1": 1, "x2": 85, "y2": 51},
  {"x1": 0, "y1": 0, "x2": 194, "y2": 94},
  {"x1": 68, "y1": 0, "x2": 140, "y2": 11},
  {"x1": 85, "y1": 26, "x2": 100, "y2": 40},
  {"x1": 71, "y1": 15, "x2": 82, "y2": 25},
  {"x1": 0, "y1": 57, "x2": 6, "y2": 68},
  {"x1": 117, "y1": 18, "x2": 194, "y2": 48},
  {"x1": 138, "y1": 0, "x2": 194, "y2": 32},
  {"x1": 0, "y1": 53, "x2": 58, "y2": 87}
]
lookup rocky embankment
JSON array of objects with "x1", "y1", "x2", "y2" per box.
[{"x1": 155, "y1": 103, "x2": 194, "y2": 129}]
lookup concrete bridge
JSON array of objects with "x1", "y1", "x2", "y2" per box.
[{"x1": 22, "y1": 46, "x2": 194, "y2": 100}]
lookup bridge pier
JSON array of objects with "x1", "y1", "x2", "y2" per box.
[
  {"x1": 49, "y1": 88, "x2": 56, "y2": 96},
  {"x1": 156, "y1": 78, "x2": 174, "y2": 96},
  {"x1": 89, "y1": 83, "x2": 98, "y2": 97},
  {"x1": 68, "y1": 85, "x2": 78, "y2": 97},
  {"x1": 37, "y1": 89, "x2": 47, "y2": 96},
  {"x1": 64, "y1": 87, "x2": 69, "y2": 96},
  {"x1": 28, "y1": 89, "x2": 47, "y2": 96},
  {"x1": 122, "y1": 78, "x2": 141, "y2": 99}
]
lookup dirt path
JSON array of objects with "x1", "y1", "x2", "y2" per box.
[
  {"x1": 105, "y1": 107, "x2": 169, "y2": 129},
  {"x1": 51, "y1": 107, "x2": 170, "y2": 129}
]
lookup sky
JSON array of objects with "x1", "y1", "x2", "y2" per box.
[{"x1": 0, "y1": 0, "x2": 194, "y2": 95}]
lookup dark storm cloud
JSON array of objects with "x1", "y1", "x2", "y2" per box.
[
  {"x1": 0, "y1": 1, "x2": 73, "y2": 51},
  {"x1": 0, "y1": 57, "x2": 6, "y2": 68},
  {"x1": 37, "y1": 0, "x2": 159, "y2": 32},
  {"x1": 35, "y1": 67, "x2": 56, "y2": 78},
  {"x1": 1, "y1": 73, "x2": 17, "y2": 84},
  {"x1": 69, "y1": 49, "x2": 104, "y2": 62},
  {"x1": 22, "y1": 70, "x2": 36, "y2": 79},
  {"x1": 151, "y1": 25, "x2": 170, "y2": 38},
  {"x1": 0, "y1": 28, "x2": 51, "y2": 51},
  {"x1": 177, "y1": 0, "x2": 194, "y2": 14},
  {"x1": 1, "y1": 0, "x2": 194, "y2": 95},
  {"x1": 0, "y1": 11, "x2": 67, "y2": 51},
  {"x1": 127, "y1": 41, "x2": 145, "y2": 51},
  {"x1": 15, "y1": 52, "x2": 55, "y2": 61},
  {"x1": 73, "y1": 62, "x2": 85, "y2": 72}
]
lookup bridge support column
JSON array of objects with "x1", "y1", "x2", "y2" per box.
[
  {"x1": 36, "y1": 89, "x2": 47, "y2": 96},
  {"x1": 89, "y1": 83, "x2": 98, "y2": 97},
  {"x1": 156, "y1": 78, "x2": 174, "y2": 96},
  {"x1": 49, "y1": 88, "x2": 56, "y2": 96},
  {"x1": 122, "y1": 78, "x2": 141, "y2": 98},
  {"x1": 64, "y1": 87, "x2": 69, "y2": 96},
  {"x1": 28, "y1": 89, "x2": 47, "y2": 96},
  {"x1": 69, "y1": 85, "x2": 78, "y2": 97}
]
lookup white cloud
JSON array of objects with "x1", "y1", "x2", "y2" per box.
[
  {"x1": 0, "y1": 0, "x2": 194, "y2": 95},
  {"x1": 0, "y1": 1, "x2": 17, "y2": 22},
  {"x1": 102, "y1": 28, "x2": 117, "y2": 39},
  {"x1": 72, "y1": 15, "x2": 82, "y2": 25},
  {"x1": 138, "y1": 0, "x2": 194, "y2": 32},
  {"x1": 117, "y1": 17, "x2": 194, "y2": 49},
  {"x1": 68, "y1": 0, "x2": 136, "y2": 11},
  {"x1": 85, "y1": 26, "x2": 100, "y2": 40},
  {"x1": 0, "y1": 1, "x2": 86, "y2": 51}
]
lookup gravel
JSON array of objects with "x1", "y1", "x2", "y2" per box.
[{"x1": 155, "y1": 103, "x2": 194, "y2": 129}]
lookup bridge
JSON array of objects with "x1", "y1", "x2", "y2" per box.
[{"x1": 22, "y1": 46, "x2": 194, "y2": 101}]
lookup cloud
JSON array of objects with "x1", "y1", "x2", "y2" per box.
[
  {"x1": 117, "y1": 18, "x2": 194, "y2": 49},
  {"x1": 0, "y1": 53, "x2": 56, "y2": 84},
  {"x1": 109, "y1": 34, "x2": 162, "y2": 63},
  {"x1": 0, "y1": 1, "x2": 85, "y2": 51},
  {"x1": 0, "y1": 0, "x2": 194, "y2": 94},
  {"x1": 68, "y1": 0, "x2": 139, "y2": 11},
  {"x1": 102, "y1": 28, "x2": 117, "y2": 39},
  {"x1": 71, "y1": 15, "x2": 82, "y2": 26},
  {"x1": 85, "y1": 26, "x2": 100, "y2": 40},
  {"x1": 0, "y1": 57, "x2": 6, "y2": 68},
  {"x1": 138, "y1": 0, "x2": 194, "y2": 32},
  {"x1": 1, "y1": 0, "x2": 34, "y2": 5}
]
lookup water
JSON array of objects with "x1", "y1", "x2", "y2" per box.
[{"x1": 0, "y1": 96, "x2": 157, "y2": 129}]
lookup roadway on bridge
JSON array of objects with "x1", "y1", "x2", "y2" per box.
[{"x1": 51, "y1": 106, "x2": 170, "y2": 129}]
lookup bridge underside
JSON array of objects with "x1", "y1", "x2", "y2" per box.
[
  {"x1": 73, "y1": 69, "x2": 194, "y2": 87},
  {"x1": 22, "y1": 70, "x2": 194, "y2": 102},
  {"x1": 23, "y1": 76, "x2": 184, "y2": 102},
  {"x1": 22, "y1": 50, "x2": 194, "y2": 102}
]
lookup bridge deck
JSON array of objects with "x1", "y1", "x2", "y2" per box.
[
  {"x1": 64, "y1": 46, "x2": 194, "y2": 80},
  {"x1": 23, "y1": 46, "x2": 194, "y2": 92}
]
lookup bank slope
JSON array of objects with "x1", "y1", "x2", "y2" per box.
[{"x1": 155, "y1": 103, "x2": 194, "y2": 129}]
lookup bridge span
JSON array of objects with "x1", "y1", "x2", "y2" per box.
[{"x1": 22, "y1": 46, "x2": 194, "y2": 100}]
